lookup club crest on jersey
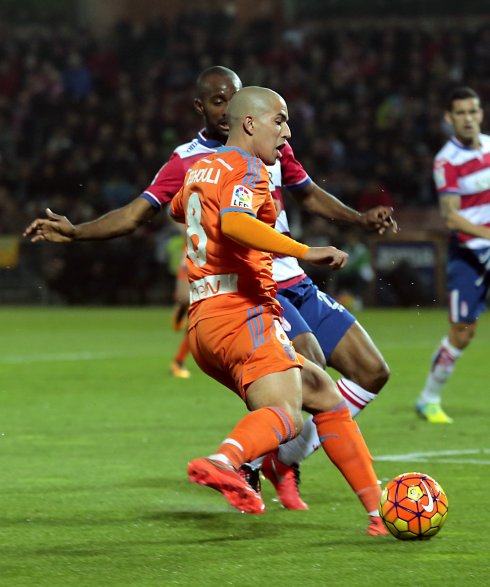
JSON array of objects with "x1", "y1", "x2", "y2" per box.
[{"x1": 231, "y1": 185, "x2": 253, "y2": 209}]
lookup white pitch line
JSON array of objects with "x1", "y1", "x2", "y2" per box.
[
  {"x1": 422, "y1": 459, "x2": 490, "y2": 465},
  {"x1": 375, "y1": 448, "x2": 490, "y2": 465},
  {"x1": 0, "y1": 351, "x2": 128, "y2": 364}
]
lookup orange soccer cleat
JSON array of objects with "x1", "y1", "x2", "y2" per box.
[
  {"x1": 367, "y1": 515, "x2": 390, "y2": 536},
  {"x1": 261, "y1": 450, "x2": 308, "y2": 510},
  {"x1": 188, "y1": 457, "x2": 265, "y2": 514}
]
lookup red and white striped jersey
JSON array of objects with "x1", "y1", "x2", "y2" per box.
[
  {"x1": 433, "y1": 133, "x2": 490, "y2": 249},
  {"x1": 142, "y1": 131, "x2": 223, "y2": 207},
  {"x1": 140, "y1": 132, "x2": 313, "y2": 282},
  {"x1": 267, "y1": 142, "x2": 311, "y2": 283}
]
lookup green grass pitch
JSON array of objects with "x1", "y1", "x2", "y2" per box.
[{"x1": 1, "y1": 306, "x2": 489, "y2": 586}]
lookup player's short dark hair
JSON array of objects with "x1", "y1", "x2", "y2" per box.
[
  {"x1": 447, "y1": 87, "x2": 480, "y2": 111},
  {"x1": 196, "y1": 66, "x2": 240, "y2": 97}
]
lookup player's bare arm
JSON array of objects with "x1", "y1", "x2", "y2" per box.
[
  {"x1": 303, "y1": 246, "x2": 348, "y2": 269},
  {"x1": 292, "y1": 182, "x2": 397, "y2": 234},
  {"x1": 440, "y1": 193, "x2": 490, "y2": 239},
  {"x1": 23, "y1": 197, "x2": 157, "y2": 243},
  {"x1": 359, "y1": 205, "x2": 398, "y2": 234}
]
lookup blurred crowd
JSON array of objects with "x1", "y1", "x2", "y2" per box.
[{"x1": 1, "y1": 7, "x2": 490, "y2": 303}]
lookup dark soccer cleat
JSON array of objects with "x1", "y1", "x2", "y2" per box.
[
  {"x1": 239, "y1": 464, "x2": 262, "y2": 496},
  {"x1": 188, "y1": 457, "x2": 265, "y2": 514},
  {"x1": 261, "y1": 450, "x2": 308, "y2": 510}
]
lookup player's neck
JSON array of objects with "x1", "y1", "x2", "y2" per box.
[
  {"x1": 456, "y1": 134, "x2": 481, "y2": 149},
  {"x1": 203, "y1": 128, "x2": 226, "y2": 145},
  {"x1": 225, "y1": 132, "x2": 254, "y2": 157}
]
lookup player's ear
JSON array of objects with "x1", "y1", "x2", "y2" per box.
[
  {"x1": 244, "y1": 115, "x2": 254, "y2": 135},
  {"x1": 194, "y1": 98, "x2": 204, "y2": 117},
  {"x1": 478, "y1": 106, "x2": 484, "y2": 124},
  {"x1": 444, "y1": 110, "x2": 453, "y2": 126}
]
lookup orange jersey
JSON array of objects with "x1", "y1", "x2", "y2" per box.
[{"x1": 170, "y1": 147, "x2": 281, "y2": 325}]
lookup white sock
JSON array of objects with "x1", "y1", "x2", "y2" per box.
[
  {"x1": 208, "y1": 453, "x2": 232, "y2": 466},
  {"x1": 336, "y1": 378, "x2": 377, "y2": 417},
  {"x1": 418, "y1": 337, "x2": 462, "y2": 404},
  {"x1": 277, "y1": 415, "x2": 320, "y2": 466},
  {"x1": 275, "y1": 380, "x2": 378, "y2": 467},
  {"x1": 248, "y1": 455, "x2": 265, "y2": 470}
]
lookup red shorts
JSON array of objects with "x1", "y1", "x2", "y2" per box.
[{"x1": 188, "y1": 305, "x2": 304, "y2": 400}]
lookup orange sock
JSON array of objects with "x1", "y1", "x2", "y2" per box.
[
  {"x1": 313, "y1": 402, "x2": 381, "y2": 513},
  {"x1": 213, "y1": 407, "x2": 296, "y2": 470},
  {"x1": 174, "y1": 332, "x2": 190, "y2": 364}
]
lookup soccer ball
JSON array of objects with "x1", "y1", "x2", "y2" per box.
[{"x1": 379, "y1": 472, "x2": 448, "y2": 540}]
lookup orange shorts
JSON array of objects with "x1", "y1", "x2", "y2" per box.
[{"x1": 188, "y1": 305, "x2": 304, "y2": 400}]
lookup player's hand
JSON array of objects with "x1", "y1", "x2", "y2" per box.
[
  {"x1": 303, "y1": 246, "x2": 348, "y2": 269},
  {"x1": 360, "y1": 206, "x2": 398, "y2": 235},
  {"x1": 23, "y1": 208, "x2": 76, "y2": 243}
]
